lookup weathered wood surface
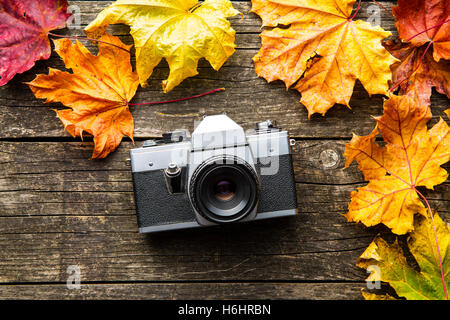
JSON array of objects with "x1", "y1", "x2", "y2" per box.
[
  {"x1": 0, "y1": 1, "x2": 448, "y2": 300},
  {"x1": 0, "y1": 283, "x2": 367, "y2": 300}
]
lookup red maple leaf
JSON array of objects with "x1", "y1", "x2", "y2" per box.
[
  {"x1": 393, "y1": 0, "x2": 450, "y2": 61},
  {"x1": 383, "y1": 38, "x2": 450, "y2": 106},
  {"x1": 0, "y1": 0, "x2": 71, "y2": 86}
]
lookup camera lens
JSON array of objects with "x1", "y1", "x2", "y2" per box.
[
  {"x1": 214, "y1": 180, "x2": 236, "y2": 201},
  {"x1": 190, "y1": 156, "x2": 259, "y2": 223}
]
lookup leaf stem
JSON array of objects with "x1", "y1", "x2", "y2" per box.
[
  {"x1": 349, "y1": 0, "x2": 362, "y2": 21},
  {"x1": 189, "y1": 2, "x2": 203, "y2": 13},
  {"x1": 47, "y1": 32, "x2": 131, "y2": 53},
  {"x1": 127, "y1": 88, "x2": 225, "y2": 106},
  {"x1": 371, "y1": 0, "x2": 391, "y2": 15},
  {"x1": 406, "y1": 18, "x2": 450, "y2": 42},
  {"x1": 415, "y1": 188, "x2": 448, "y2": 300}
]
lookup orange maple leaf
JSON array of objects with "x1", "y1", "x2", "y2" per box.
[
  {"x1": 393, "y1": 0, "x2": 450, "y2": 62},
  {"x1": 344, "y1": 95, "x2": 449, "y2": 234},
  {"x1": 251, "y1": 0, "x2": 397, "y2": 117},
  {"x1": 383, "y1": 38, "x2": 450, "y2": 106},
  {"x1": 27, "y1": 34, "x2": 139, "y2": 159}
]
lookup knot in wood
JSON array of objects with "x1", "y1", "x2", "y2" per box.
[{"x1": 319, "y1": 149, "x2": 340, "y2": 169}]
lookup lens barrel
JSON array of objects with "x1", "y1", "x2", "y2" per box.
[{"x1": 189, "y1": 156, "x2": 260, "y2": 223}]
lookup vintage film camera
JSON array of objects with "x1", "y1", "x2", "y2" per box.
[{"x1": 130, "y1": 114, "x2": 297, "y2": 233}]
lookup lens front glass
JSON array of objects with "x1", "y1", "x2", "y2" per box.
[
  {"x1": 191, "y1": 157, "x2": 259, "y2": 223},
  {"x1": 214, "y1": 180, "x2": 236, "y2": 201}
]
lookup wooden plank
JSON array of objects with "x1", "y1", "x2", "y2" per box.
[
  {"x1": 1, "y1": 2, "x2": 447, "y2": 139},
  {"x1": 0, "y1": 141, "x2": 447, "y2": 284},
  {"x1": 0, "y1": 225, "x2": 373, "y2": 283},
  {"x1": 0, "y1": 282, "x2": 368, "y2": 300}
]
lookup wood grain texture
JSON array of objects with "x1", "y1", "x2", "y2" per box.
[
  {"x1": 0, "y1": 283, "x2": 367, "y2": 300},
  {"x1": 0, "y1": 0, "x2": 448, "y2": 300}
]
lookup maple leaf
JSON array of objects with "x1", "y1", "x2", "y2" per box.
[
  {"x1": 84, "y1": 0, "x2": 240, "y2": 93},
  {"x1": 383, "y1": 38, "x2": 450, "y2": 107},
  {"x1": 251, "y1": 0, "x2": 397, "y2": 117},
  {"x1": 361, "y1": 291, "x2": 396, "y2": 300},
  {"x1": 0, "y1": 0, "x2": 71, "y2": 86},
  {"x1": 27, "y1": 34, "x2": 139, "y2": 159},
  {"x1": 344, "y1": 95, "x2": 449, "y2": 234},
  {"x1": 357, "y1": 212, "x2": 449, "y2": 300},
  {"x1": 393, "y1": 0, "x2": 450, "y2": 62}
]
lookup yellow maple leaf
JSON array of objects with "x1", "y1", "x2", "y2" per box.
[
  {"x1": 85, "y1": 0, "x2": 240, "y2": 92},
  {"x1": 357, "y1": 212, "x2": 449, "y2": 300},
  {"x1": 344, "y1": 95, "x2": 450, "y2": 234},
  {"x1": 27, "y1": 34, "x2": 139, "y2": 159},
  {"x1": 361, "y1": 291, "x2": 396, "y2": 300},
  {"x1": 251, "y1": 0, "x2": 398, "y2": 117}
]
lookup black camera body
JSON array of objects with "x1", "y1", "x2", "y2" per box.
[{"x1": 130, "y1": 115, "x2": 297, "y2": 233}]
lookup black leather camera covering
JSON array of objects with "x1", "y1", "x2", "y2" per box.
[
  {"x1": 256, "y1": 154, "x2": 297, "y2": 213},
  {"x1": 132, "y1": 153, "x2": 297, "y2": 229},
  {"x1": 133, "y1": 169, "x2": 196, "y2": 228}
]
